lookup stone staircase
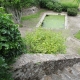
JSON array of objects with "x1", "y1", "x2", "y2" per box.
[
  {"x1": 41, "y1": 62, "x2": 80, "y2": 80},
  {"x1": 12, "y1": 54, "x2": 80, "y2": 80}
]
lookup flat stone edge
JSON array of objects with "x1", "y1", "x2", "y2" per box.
[{"x1": 12, "y1": 54, "x2": 80, "y2": 69}]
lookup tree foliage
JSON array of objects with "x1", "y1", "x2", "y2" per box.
[{"x1": 0, "y1": 0, "x2": 37, "y2": 24}]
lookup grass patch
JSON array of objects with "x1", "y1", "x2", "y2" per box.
[
  {"x1": 74, "y1": 30, "x2": 80, "y2": 40},
  {"x1": 21, "y1": 10, "x2": 45, "y2": 21},
  {"x1": 42, "y1": 15, "x2": 65, "y2": 29}
]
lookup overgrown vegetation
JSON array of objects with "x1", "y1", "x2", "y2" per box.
[{"x1": 25, "y1": 28, "x2": 66, "y2": 54}]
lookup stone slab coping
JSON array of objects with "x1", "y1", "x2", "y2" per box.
[
  {"x1": 12, "y1": 54, "x2": 80, "y2": 69},
  {"x1": 36, "y1": 12, "x2": 68, "y2": 29}
]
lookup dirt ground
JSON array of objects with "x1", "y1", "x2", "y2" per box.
[{"x1": 19, "y1": 10, "x2": 80, "y2": 54}]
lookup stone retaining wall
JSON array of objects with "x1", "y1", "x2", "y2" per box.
[
  {"x1": 12, "y1": 54, "x2": 80, "y2": 80},
  {"x1": 22, "y1": 6, "x2": 38, "y2": 16}
]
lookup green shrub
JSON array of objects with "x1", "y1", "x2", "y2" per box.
[
  {"x1": 67, "y1": 8, "x2": 78, "y2": 16},
  {"x1": 25, "y1": 28, "x2": 66, "y2": 54},
  {"x1": 53, "y1": 2, "x2": 62, "y2": 13},
  {"x1": 61, "y1": 3, "x2": 78, "y2": 11},
  {"x1": 39, "y1": 0, "x2": 58, "y2": 8},
  {"x1": 46, "y1": 2, "x2": 54, "y2": 10},
  {"x1": 0, "y1": 56, "x2": 13, "y2": 80},
  {"x1": 0, "y1": 8, "x2": 25, "y2": 61}
]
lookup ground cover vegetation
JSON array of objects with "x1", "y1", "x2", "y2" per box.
[{"x1": 25, "y1": 28, "x2": 66, "y2": 54}]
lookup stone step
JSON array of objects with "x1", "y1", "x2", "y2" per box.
[
  {"x1": 41, "y1": 63, "x2": 80, "y2": 80},
  {"x1": 73, "y1": 62, "x2": 80, "y2": 72},
  {"x1": 61, "y1": 73, "x2": 74, "y2": 80},
  {"x1": 61, "y1": 62, "x2": 80, "y2": 80},
  {"x1": 51, "y1": 74, "x2": 62, "y2": 80},
  {"x1": 41, "y1": 74, "x2": 62, "y2": 80},
  {"x1": 70, "y1": 67, "x2": 80, "y2": 76},
  {"x1": 63, "y1": 67, "x2": 77, "y2": 78}
]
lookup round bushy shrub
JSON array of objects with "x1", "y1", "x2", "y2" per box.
[
  {"x1": 46, "y1": 2, "x2": 54, "y2": 10},
  {"x1": 67, "y1": 8, "x2": 78, "y2": 16},
  {"x1": 25, "y1": 28, "x2": 66, "y2": 54},
  {"x1": 0, "y1": 8, "x2": 25, "y2": 60},
  {"x1": 53, "y1": 2, "x2": 62, "y2": 13}
]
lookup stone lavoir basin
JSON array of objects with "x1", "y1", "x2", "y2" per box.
[
  {"x1": 36, "y1": 13, "x2": 68, "y2": 29},
  {"x1": 42, "y1": 15, "x2": 65, "y2": 29}
]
